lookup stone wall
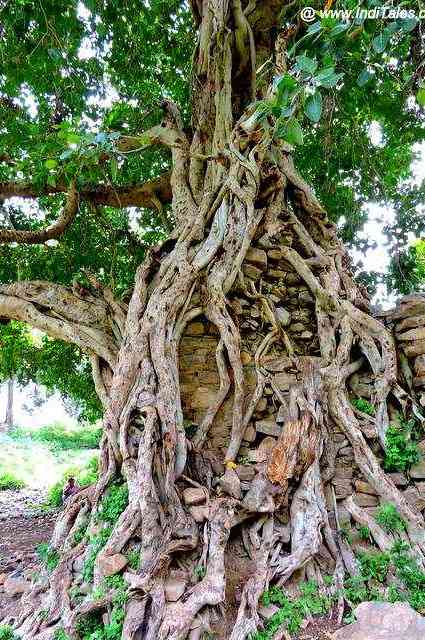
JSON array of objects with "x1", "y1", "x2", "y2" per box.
[{"x1": 178, "y1": 242, "x2": 425, "y2": 529}]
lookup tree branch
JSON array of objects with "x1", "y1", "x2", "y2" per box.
[
  {"x1": 0, "y1": 280, "x2": 119, "y2": 366},
  {"x1": 0, "y1": 180, "x2": 78, "y2": 245},
  {"x1": 0, "y1": 172, "x2": 172, "y2": 210}
]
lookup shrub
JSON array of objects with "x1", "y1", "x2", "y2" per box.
[
  {"x1": 0, "y1": 471, "x2": 25, "y2": 491},
  {"x1": 351, "y1": 397, "x2": 375, "y2": 416},
  {"x1": 82, "y1": 527, "x2": 112, "y2": 583},
  {"x1": 358, "y1": 525, "x2": 371, "y2": 542},
  {"x1": 37, "y1": 543, "x2": 59, "y2": 572},
  {"x1": 251, "y1": 581, "x2": 331, "y2": 639},
  {"x1": 0, "y1": 626, "x2": 16, "y2": 640},
  {"x1": 358, "y1": 550, "x2": 391, "y2": 582},
  {"x1": 375, "y1": 503, "x2": 407, "y2": 534},
  {"x1": 44, "y1": 456, "x2": 99, "y2": 508},
  {"x1": 28, "y1": 422, "x2": 102, "y2": 451},
  {"x1": 53, "y1": 629, "x2": 70, "y2": 640},
  {"x1": 98, "y1": 483, "x2": 128, "y2": 524},
  {"x1": 390, "y1": 541, "x2": 425, "y2": 611},
  {"x1": 383, "y1": 418, "x2": 421, "y2": 472}
]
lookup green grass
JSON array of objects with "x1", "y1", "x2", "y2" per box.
[{"x1": 0, "y1": 471, "x2": 25, "y2": 491}]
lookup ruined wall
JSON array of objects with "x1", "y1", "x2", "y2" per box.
[{"x1": 179, "y1": 242, "x2": 425, "y2": 532}]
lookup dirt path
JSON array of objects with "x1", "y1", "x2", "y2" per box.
[{"x1": 0, "y1": 490, "x2": 56, "y2": 623}]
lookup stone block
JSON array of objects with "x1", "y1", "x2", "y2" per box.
[
  {"x1": 245, "y1": 247, "x2": 267, "y2": 269},
  {"x1": 182, "y1": 487, "x2": 206, "y2": 506},
  {"x1": 255, "y1": 419, "x2": 281, "y2": 437}
]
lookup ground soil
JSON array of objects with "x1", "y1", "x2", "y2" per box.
[{"x1": 0, "y1": 489, "x2": 56, "y2": 623}]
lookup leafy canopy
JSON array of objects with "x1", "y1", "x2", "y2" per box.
[{"x1": 0, "y1": 0, "x2": 424, "y2": 407}]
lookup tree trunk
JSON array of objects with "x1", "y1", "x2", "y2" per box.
[
  {"x1": 7, "y1": 3, "x2": 425, "y2": 639},
  {"x1": 5, "y1": 377, "x2": 14, "y2": 429},
  {"x1": 1, "y1": 377, "x2": 14, "y2": 431}
]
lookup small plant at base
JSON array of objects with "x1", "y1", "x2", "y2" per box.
[
  {"x1": 340, "y1": 524, "x2": 353, "y2": 544},
  {"x1": 250, "y1": 581, "x2": 331, "y2": 639},
  {"x1": 126, "y1": 549, "x2": 140, "y2": 571},
  {"x1": 375, "y1": 503, "x2": 407, "y2": 535},
  {"x1": 73, "y1": 523, "x2": 88, "y2": 545},
  {"x1": 351, "y1": 397, "x2": 375, "y2": 416},
  {"x1": 383, "y1": 417, "x2": 421, "y2": 473},
  {"x1": 53, "y1": 629, "x2": 70, "y2": 640},
  {"x1": 358, "y1": 525, "x2": 372, "y2": 542},
  {"x1": 194, "y1": 565, "x2": 206, "y2": 579},
  {"x1": 98, "y1": 483, "x2": 129, "y2": 523},
  {"x1": 0, "y1": 626, "x2": 16, "y2": 640},
  {"x1": 37, "y1": 542, "x2": 60, "y2": 572},
  {"x1": 0, "y1": 471, "x2": 25, "y2": 491},
  {"x1": 82, "y1": 527, "x2": 112, "y2": 583},
  {"x1": 357, "y1": 550, "x2": 391, "y2": 582},
  {"x1": 390, "y1": 541, "x2": 425, "y2": 612}
]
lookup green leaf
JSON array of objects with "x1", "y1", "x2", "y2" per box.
[
  {"x1": 417, "y1": 88, "x2": 425, "y2": 108},
  {"x1": 357, "y1": 68, "x2": 373, "y2": 87},
  {"x1": 307, "y1": 21, "x2": 322, "y2": 35},
  {"x1": 284, "y1": 118, "x2": 303, "y2": 145},
  {"x1": 59, "y1": 149, "x2": 74, "y2": 161},
  {"x1": 65, "y1": 132, "x2": 81, "y2": 144},
  {"x1": 295, "y1": 55, "x2": 318, "y2": 75},
  {"x1": 315, "y1": 67, "x2": 343, "y2": 88},
  {"x1": 329, "y1": 23, "x2": 349, "y2": 38},
  {"x1": 304, "y1": 91, "x2": 322, "y2": 123},
  {"x1": 110, "y1": 158, "x2": 118, "y2": 181},
  {"x1": 47, "y1": 174, "x2": 56, "y2": 187},
  {"x1": 372, "y1": 32, "x2": 391, "y2": 54},
  {"x1": 398, "y1": 17, "x2": 418, "y2": 33},
  {"x1": 44, "y1": 159, "x2": 58, "y2": 169}
]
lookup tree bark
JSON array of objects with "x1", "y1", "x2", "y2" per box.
[{"x1": 4, "y1": 2, "x2": 425, "y2": 639}]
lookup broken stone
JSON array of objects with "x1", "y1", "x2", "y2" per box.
[
  {"x1": 245, "y1": 247, "x2": 267, "y2": 269},
  {"x1": 235, "y1": 465, "x2": 256, "y2": 482},
  {"x1": 189, "y1": 506, "x2": 210, "y2": 523},
  {"x1": 403, "y1": 486, "x2": 425, "y2": 512},
  {"x1": 182, "y1": 487, "x2": 206, "y2": 506},
  {"x1": 186, "y1": 322, "x2": 205, "y2": 336},
  {"x1": 354, "y1": 493, "x2": 379, "y2": 507},
  {"x1": 255, "y1": 419, "x2": 281, "y2": 437},
  {"x1": 332, "y1": 601, "x2": 425, "y2": 640},
  {"x1": 242, "y1": 264, "x2": 262, "y2": 280},
  {"x1": 259, "y1": 604, "x2": 280, "y2": 619},
  {"x1": 332, "y1": 478, "x2": 353, "y2": 499},
  {"x1": 98, "y1": 553, "x2": 128, "y2": 578},
  {"x1": 387, "y1": 472, "x2": 409, "y2": 487},
  {"x1": 354, "y1": 480, "x2": 378, "y2": 496},
  {"x1": 243, "y1": 423, "x2": 256, "y2": 443},
  {"x1": 267, "y1": 249, "x2": 282, "y2": 260},
  {"x1": 191, "y1": 387, "x2": 217, "y2": 409},
  {"x1": 268, "y1": 269, "x2": 286, "y2": 279},
  {"x1": 165, "y1": 572, "x2": 187, "y2": 602},
  {"x1": 410, "y1": 460, "x2": 425, "y2": 479},
  {"x1": 3, "y1": 572, "x2": 31, "y2": 596},
  {"x1": 243, "y1": 474, "x2": 276, "y2": 513},
  {"x1": 404, "y1": 340, "x2": 425, "y2": 358},
  {"x1": 241, "y1": 350, "x2": 252, "y2": 365},
  {"x1": 275, "y1": 306, "x2": 291, "y2": 327},
  {"x1": 218, "y1": 469, "x2": 241, "y2": 499}
]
